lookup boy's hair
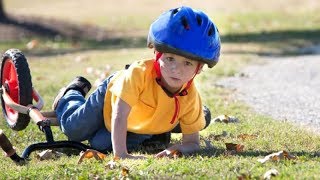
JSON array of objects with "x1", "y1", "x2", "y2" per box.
[{"x1": 147, "y1": 6, "x2": 221, "y2": 68}]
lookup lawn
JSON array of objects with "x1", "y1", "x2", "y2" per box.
[{"x1": 0, "y1": 0, "x2": 320, "y2": 179}]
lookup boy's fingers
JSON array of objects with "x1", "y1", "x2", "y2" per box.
[
  {"x1": 155, "y1": 150, "x2": 168, "y2": 158},
  {"x1": 154, "y1": 153, "x2": 164, "y2": 158}
]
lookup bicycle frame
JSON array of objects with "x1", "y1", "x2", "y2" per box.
[{"x1": 0, "y1": 86, "x2": 91, "y2": 164}]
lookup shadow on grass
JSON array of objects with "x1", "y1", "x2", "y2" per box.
[
  {"x1": 0, "y1": 15, "x2": 147, "y2": 56},
  {"x1": 222, "y1": 30, "x2": 320, "y2": 44},
  {"x1": 1, "y1": 15, "x2": 320, "y2": 57},
  {"x1": 221, "y1": 29, "x2": 320, "y2": 56},
  {"x1": 23, "y1": 38, "x2": 147, "y2": 57},
  {"x1": 0, "y1": 16, "x2": 63, "y2": 38},
  {"x1": 193, "y1": 148, "x2": 320, "y2": 158}
]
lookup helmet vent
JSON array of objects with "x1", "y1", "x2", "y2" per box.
[
  {"x1": 172, "y1": 8, "x2": 179, "y2": 15},
  {"x1": 181, "y1": 17, "x2": 190, "y2": 30},
  {"x1": 208, "y1": 25, "x2": 214, "y2": 36},
  {"x1": 196, "y1": 15, "x2": 202, "y2": 26}
]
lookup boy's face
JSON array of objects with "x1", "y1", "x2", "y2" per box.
[{"x1": 159, "y1": 53, "x2": 202, "y2": 93}]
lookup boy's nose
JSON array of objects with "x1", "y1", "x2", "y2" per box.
[
  {"x1": 170, "y1": 62, "x2": 182, "y2": 74},
  {"x1": 171, "y1": 62, "x2": 183, "y2": 73}
]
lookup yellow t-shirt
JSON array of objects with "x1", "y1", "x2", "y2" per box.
[{"x1": 103, "y1": 59, "x2": 205, "y2": 134}]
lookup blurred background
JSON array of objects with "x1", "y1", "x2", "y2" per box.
[
  {"x1": 1, "y1": 0, "x2": 320, "y2": 56},
  {"x1": 0, "y1": 1, "x2": 320, "y2": 178}
]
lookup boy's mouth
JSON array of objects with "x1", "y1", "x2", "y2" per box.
[
  {"x1": 170, "y1": 77, "x2": 181, "y2": 81},
  {"x1": 170, "y1": 77, "x2": 181, "y2": 83}
]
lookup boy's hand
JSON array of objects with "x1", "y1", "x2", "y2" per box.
[
  {"x1": 155, "y1": 149, "x2": 172, "y2": 158},
  {"x1": 155, "y1": 132, "x2": 201, "y2": 158},
  {"x1": 155, "y1": 149, "x2": 183, "y2": 158}
]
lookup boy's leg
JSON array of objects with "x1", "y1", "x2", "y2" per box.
[
  {"x1": 88, "y1": 129, "x2": 152, "y2": 152},
  {"x1": 142, "y1": 132, "x2": 171, "y2": 148},
  {"x1": 88, "y1": 128, "x2": 112, "y2": 152},
  {"x1": 55, "y1": 75, "x2": 114, "y2": 142},
  {"x1": 127, "y1": 132, "x2": 152, "y2": 150}
]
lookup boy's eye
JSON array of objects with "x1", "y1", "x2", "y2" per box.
[
  {"x1": 185, "y1": 61, "x2": 193, "y2": 66},
  {"x1": 166, "y1": 57, "x2": 175, "y2": 62}
]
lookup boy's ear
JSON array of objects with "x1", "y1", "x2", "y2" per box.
[{"x1": 196, "y1": 63, "x2": 204, "y2": 74}]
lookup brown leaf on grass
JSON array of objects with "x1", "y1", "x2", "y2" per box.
[
  {"x1": 26, "y1": 39, "x2": 39, "y2": 50},
  {"x1": 168, "y1": 150, "x2": 183, "y2": 159},
  {"x1": 78, "y1": 149, "x2": 107, "y2": 164},
  {"x1": 237, "y1": 173, "x2": 251, "y2": 180},
  {"x1": 121, "y1": 166, "x2": 130, "y2": 177},
  {"x1": 263, "y1": 169, "x2": 279, "y2": 180},
  {"x1": 258, "y1": 150, "x2": 297, "y2": 163},
  {"x1": 214, "y1": 115, "x2": 239, "y2": 123},
  {"x1": 223, "y1": 143, "x2": 244, "y2": 156},
  {"x1": 237, "y1": 134, "x2": 258, "y2": 140},
  {"x1": 225, "y1": 143, "x2": 244, "y2": 152}
]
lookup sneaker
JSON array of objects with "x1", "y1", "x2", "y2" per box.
[{"x1": 52, "y1": 76, "x2": 92, "y2": 110}]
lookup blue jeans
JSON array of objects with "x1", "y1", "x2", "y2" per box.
[{"x1": 55, "y1": 75, "x2": 152, "y2": 152}]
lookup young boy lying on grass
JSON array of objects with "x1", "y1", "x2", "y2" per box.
[{"x1": 53, "y1": 6, "x2": 221, "y2": 159}]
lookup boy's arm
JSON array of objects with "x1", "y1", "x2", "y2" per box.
[
  {"x1": 111, "y1": 97, "x2": 145, "y2": 159},
  {"x1": 155, "y1": 132, "x2": 200, "y2": 158}
]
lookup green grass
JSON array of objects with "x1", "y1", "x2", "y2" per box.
[
  {"x1": 0, "y1": 49, "x2": 319, "y2": 179},
  {"x1": 0, "y1": 0, "x2": 320, "y2": 179}
]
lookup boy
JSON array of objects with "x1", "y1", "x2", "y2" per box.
[{"x1": 53, "y1": 6, "x2": 220, "y2": 159}]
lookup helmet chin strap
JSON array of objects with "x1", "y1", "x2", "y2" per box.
[{"x1": 154, "y1": 52, "x2": 201, "y2": 124}]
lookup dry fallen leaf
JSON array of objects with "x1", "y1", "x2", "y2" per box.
[
  {"x1": 121, "y1": 166, "x2": 130, "y2": 177},
  {"x1": 237, "y1": 173, "x2": 251, "y2": 180},
  {"x1": 224, "y1": 143, "x2": 244, "y2": 156},
  {"x1": 225, "y1": 143, "x2": 244, "y2": 152},
  {"x1": 263, "y1": 169, "x2": 279, "y2": 180},
  {"x1": 258, "y1": 150, "x2": 296, "y2": 163},
  {"x1": 214, "y1": 115, "x2": 239, "y2": 123},
  {"x1": 26, "y1": 39, "x2": 39, "y2": 50},
  {"x1": 78, "y1": 149, "x2": 106, "y2": 164},
  {"x1": 237, "y1": 134, "x2": 258, "y2": 140}
]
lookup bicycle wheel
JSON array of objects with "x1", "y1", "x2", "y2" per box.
[{"x1": 0, "y1": 49, "x2": 33, "y2": 131}]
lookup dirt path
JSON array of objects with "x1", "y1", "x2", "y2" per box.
[{"x1": 217, "y1": 54, "x2": 320, "y2": 134}]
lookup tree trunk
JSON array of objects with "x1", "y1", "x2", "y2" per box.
[{"x1": 0, "y1": 0, "x2": 6, "y2": 19}]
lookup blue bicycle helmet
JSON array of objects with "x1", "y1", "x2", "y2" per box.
[{"x1": 148, "y1": 6, "x2": 221, "y2": 68}]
